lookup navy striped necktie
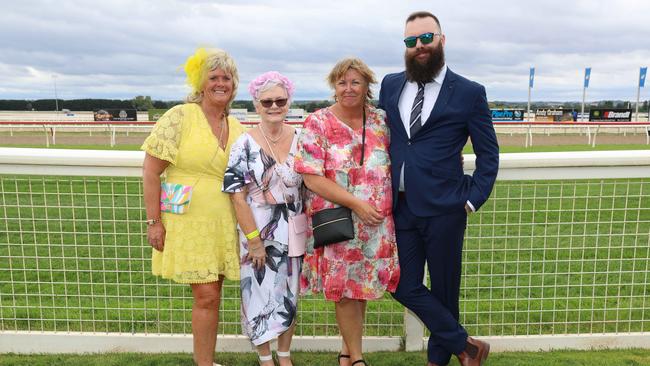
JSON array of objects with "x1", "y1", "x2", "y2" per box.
[{"x1": 409, "y1": 82, "x2": 425, "y2": 136}]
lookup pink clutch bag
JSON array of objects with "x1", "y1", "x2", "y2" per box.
[{"x1": 288, "y1": 213, "x2": 307, "y2": 257}]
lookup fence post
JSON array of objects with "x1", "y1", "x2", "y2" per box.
[
  {"x1": 591, "y1": 125, "x2": 600, "y2": 147},
  {"x1": 42, "y1": 125, "x2": 49, "y2": 147},
  {"x1": 404, "y1": 263, "x2": 427, "y2": 352},
  {"x1": 403, "y1": 309, "x2": 424, "y2": 351}
]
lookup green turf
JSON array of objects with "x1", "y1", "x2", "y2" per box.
[
  {"x1": 1, "y1": 349, "x2": 649, "y2": 366},
  {"x1": 0, "y1": 144, "x2": 143, "y2": 150},
  {"x1": 1, "y1": 141, "x2": 649, "y2": 153},
  {"x1": 1, "y1": 140, "x2": 649, "y2": 341},
  {"x1": 464, "y1": 144, "x2": 650, "y2": 153},
  {"x1": 1, "y1": 175, "x2": 648, "y2": 338}
]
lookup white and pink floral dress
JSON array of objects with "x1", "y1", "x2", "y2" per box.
[{"x1": 294, "y1": 106, "x2": 400, "y2": 301}]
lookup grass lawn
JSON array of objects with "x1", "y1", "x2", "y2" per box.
[
  {"x1": 0, "y1": 143, "x2": 143, "y2": 151},
  {"x1": 1, "y1": 144, "x2": 649, "y2": 353},
  {"x1": 2, "y1": 349, "x2": 649, "y2": 366},
  {"x1": 493, "y1": 144, "x2": 649, "y2": 153},
  {"x1": 1, "y1": 143, "x2": 649, "y2": 153},
  {"x1": 2, "y1": 174, "x2": 648, "y2": 337}
]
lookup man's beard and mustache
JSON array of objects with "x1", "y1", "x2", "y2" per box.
[{"x1": 405, "y1": 45, "x2": 445, "y2": 83}]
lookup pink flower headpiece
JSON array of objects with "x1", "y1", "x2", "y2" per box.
[{"x1": 248, "y1": 71, "x2": 295, "y2": 100}]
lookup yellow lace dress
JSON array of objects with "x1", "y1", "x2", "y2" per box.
[{"x1": 141, "y1": 103, "x2": 245, "y2": 283}]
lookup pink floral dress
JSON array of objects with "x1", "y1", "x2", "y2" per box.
[{"x1": 294, "y1": 106, "x2": 400, "y2": 301}]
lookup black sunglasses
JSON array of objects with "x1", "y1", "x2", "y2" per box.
[
  {"x1": 403, "y1": 32, "x2": 441, "y2": 48},
  {"x1": 259, "y1": 98, "x2": 288, "y2": 108}
]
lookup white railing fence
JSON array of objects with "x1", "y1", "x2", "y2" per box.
[
  {"x1": 0, "y1": 148, "x2": 649, "y2": 354},
  {"x1": 2, "y1": 121, "x2": 650, "y2": 148}
]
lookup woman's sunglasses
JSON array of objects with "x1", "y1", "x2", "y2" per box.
[
  {"x1": 259, "y1": 98, "x2": 288, "y2": 108},
  {"x1": 403, "y1": 32, "x2": 441, "y2": 48}
]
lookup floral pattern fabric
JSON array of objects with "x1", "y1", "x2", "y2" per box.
[
  {"x1": 141, "y1": 103, "x2": 245, "y2": 283},
  {"x1": 223, "y1": 131, "x2": 303, "y2": 345},
  {"x1": 294, "y1": 106, "x2": 400, "y2": 301}
]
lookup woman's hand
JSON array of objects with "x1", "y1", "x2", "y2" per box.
[
  {"x1": 147, "y1": 222, "x2": 166, "y2": 252},
  {"x1": 351, "y1": 199, "x2": 384, "y2": 226},
  {"x1": 247, "y1": 237, "x2": 266, "y2": 269}
]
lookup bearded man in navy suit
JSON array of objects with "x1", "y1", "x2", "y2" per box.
[{"x1": 378, "y1": 11, "x2": 499, "y2": 366}]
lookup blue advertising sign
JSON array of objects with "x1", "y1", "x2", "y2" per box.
[
  {"x1": 640, "y1": 67, "x2": 647, "y2": 88},
  {"x1": 529, "y1": 67, "x2": 535, "y2": 88},
  {"x1": 584, "y1": 67, "x2": 591, "y2": 88},
  {"x1": 491, "y1": 109, "x2": 525, "y2": 122}
]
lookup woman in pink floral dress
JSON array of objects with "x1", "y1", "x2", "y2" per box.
[{"x1": 294, "y1": 58, "x2": 400, "y2": 366}]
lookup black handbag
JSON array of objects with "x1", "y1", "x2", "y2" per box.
[
  {"x1": 311, "y1": 108, "x2": 366, "y2": 248},
  {"x1": 312, "y1": 206, "x2": 354, "y2": 248}
]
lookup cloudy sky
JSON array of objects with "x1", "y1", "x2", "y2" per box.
[{"x1": 1, "y1": 0, "x2": 648, "y2": 102}]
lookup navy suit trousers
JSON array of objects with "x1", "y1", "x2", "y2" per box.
[{"x1": 392, "y1": 195, "x2": 468, "y2": 365}]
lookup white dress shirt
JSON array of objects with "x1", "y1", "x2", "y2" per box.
[{"x1": 398, "y1": 65, "x2": 447, "y2": 138}]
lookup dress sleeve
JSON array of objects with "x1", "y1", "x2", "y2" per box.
[
  {"x1": 374, "y1": 107, "x2": 390, "y2": 143},
  {"x1": 140, "y1": 105, "x2": 185, "y2": 164},
  {"x1": 294, "y1": 112, "x2": 327, "y2": 176},
  {"x1": 223, "y1": 134, "x2": 253, "y2": 193}
]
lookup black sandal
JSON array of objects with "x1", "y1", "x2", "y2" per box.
[
  {"x1": 351, "y1": 360, "x2": 368, "y2": 366},
  {"x1": 338, "y1": 353, "x2": 351, "y2": 365}
]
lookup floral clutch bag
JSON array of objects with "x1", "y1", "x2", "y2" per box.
[{"x1": 160, "y1": 182, "x2": 193, "y2": 214}]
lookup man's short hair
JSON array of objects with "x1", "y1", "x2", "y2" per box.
[{"x1": 405, "y1": 11, "x2": 441, "y2": 29}]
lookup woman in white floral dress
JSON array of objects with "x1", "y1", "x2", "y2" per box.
[{"x1": 223, "y1": 71, "x2": 302, "y2": 366}]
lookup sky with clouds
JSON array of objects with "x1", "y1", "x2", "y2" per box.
[{"x1": 1, "y1": 0, "x2": 648, "y2": 102}]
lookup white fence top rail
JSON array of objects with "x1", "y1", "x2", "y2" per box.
[{"x1": 0, "y1": 147, "x2": 649, "y2": 180}]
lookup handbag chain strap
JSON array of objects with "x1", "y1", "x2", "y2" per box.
[{"x1": 359, "y1": 107, "x2": 366, "y2": 166}]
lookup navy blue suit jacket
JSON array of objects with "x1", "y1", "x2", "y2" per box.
[{"x1": 379, "y1": 69, "x2": 499, "y2": 217}]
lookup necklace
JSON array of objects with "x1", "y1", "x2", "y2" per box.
[
  {"x1": 217, "y1": 115, "x2": 227, "y2": 150},
  {"x1": 260, "y1": 124, "x2": 284, "y2": 145},
  {"x1": 217, "y1": 115, "x2": 226, "y2": 149}
]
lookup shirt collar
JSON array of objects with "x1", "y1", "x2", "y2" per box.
[{"x1": 433, "y1": 64, "x2": 447, "y2": 85}]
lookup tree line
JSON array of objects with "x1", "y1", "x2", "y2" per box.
[
  {"x1": 0, "y1": 96, "x2": 335, "y2": 113},
  {"x1": 0, "y1": 97, "x2": 173, "y2": 112},
  {"x1": 1, "y1": 97, "x2": 646, "y2": 113}
]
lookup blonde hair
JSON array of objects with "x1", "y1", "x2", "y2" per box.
[
  {"x1": 327, "y1": 57, "x2": 377, "y2": 100},
  {"x1": 184, "y1": 48, "x2": 239, "y2": 113}
]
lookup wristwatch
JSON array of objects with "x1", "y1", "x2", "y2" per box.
[{"x1": 145, "y1": 218, "x2": 160, "y2": 226}]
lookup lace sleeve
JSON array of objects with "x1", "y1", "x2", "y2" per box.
[{"x1": 141, "y1": 105, "x2": 185, "y2": 164}]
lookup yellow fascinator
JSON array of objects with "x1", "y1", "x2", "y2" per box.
[{"x1": 183, "y1": 47, "x2": 208, "y2": 94}]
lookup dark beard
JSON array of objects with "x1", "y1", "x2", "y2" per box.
[{"x1": 404, "y1": 45, "x2": 445, "y2": 83}]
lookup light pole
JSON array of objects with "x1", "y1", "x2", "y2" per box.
[
  {"x1": 527, "y1": 67, "x2": 534, "y2": 121},
  {"x1": 53, "y1": 75, "x2": 59, "y2": 119}
]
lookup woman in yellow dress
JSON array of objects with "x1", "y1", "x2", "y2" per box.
[{"x1": 141, "y1": 47, "x2": 245, "y2": 366}]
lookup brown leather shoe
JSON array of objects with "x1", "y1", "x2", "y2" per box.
[{"x1": 457, "y1": 337, "x2": 490, "y2": 366}]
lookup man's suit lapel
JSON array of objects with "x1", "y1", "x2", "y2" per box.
[
  {"x1": 420, "y1": 69, "x2": 457, "y2": 131},
  {"x1": 389, "y1": 72, "x2": 409, "y2": 139}
]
